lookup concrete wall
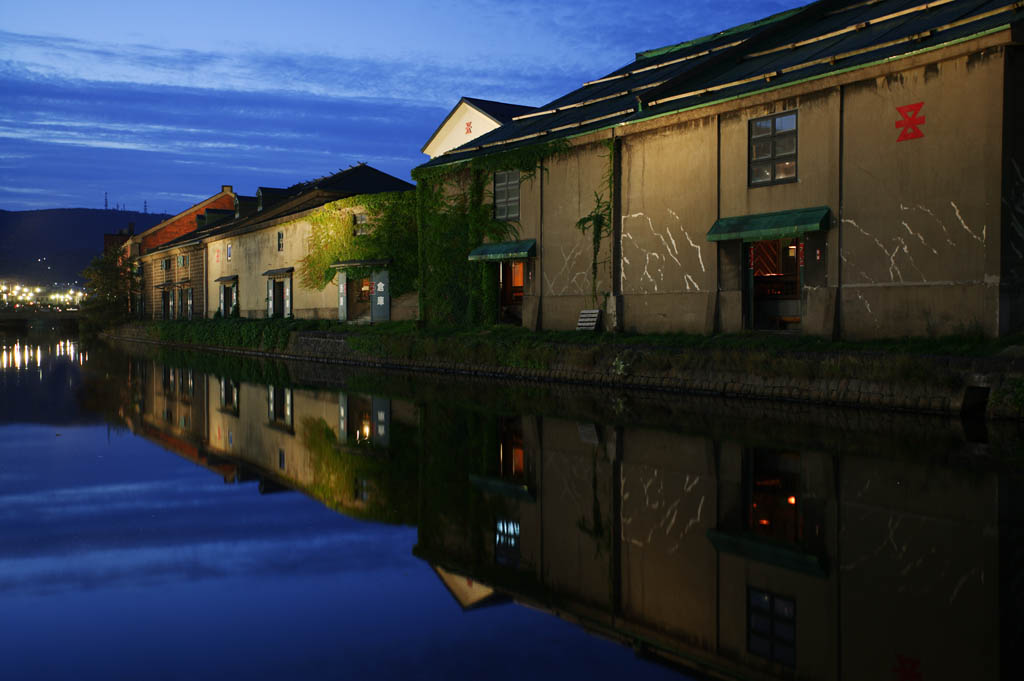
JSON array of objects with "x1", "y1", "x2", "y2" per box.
[
  {"x1": 620, "y1": 116, "x2": 719, "y2": 333},
  {"x1": 839, "y1": 49, "x2": 1005, "y2": 338},
  {"x1": 140, "y1": 246, "x2": 202, "y2": 320},
  {"x1": 538, "y1": 141, "x2": 616, "y2": 331},
  {"x1": 511, "y1": 38, "x2": 1015, "y2": 338},
  {"x1": 206, "y1": 214, "x2": 339, "y2": 319}
]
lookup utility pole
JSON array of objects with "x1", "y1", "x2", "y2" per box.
[{"x1": 144, "y1": 200, "x2": 148, "y2": 214}]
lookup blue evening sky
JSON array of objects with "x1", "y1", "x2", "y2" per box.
[{"x1": 0, "y1": 1, "x2": 805, "y2": 212}]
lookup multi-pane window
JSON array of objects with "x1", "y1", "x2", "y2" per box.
[
  {"x1": 494, "y1": 170, "x2": 520, "y2": 221},
  {"x1": 748, "y1": 588, "x2": 795, "y2": 667},
  {"x1": 277, "y1": 231, "x2": 284, "y2": 252},
  {"x1": 177, "y1": 255, "x2": 188, "y2": 267},
  {"x1": 226, "y1": 244, "x2": 232, "y2": 262},
  {"x1": 495, "y1": 519, "x2": 521, "y2": 566},
  {"x1": 749, "y1": 111, "x2": 797, "y2": 186},
  {"x1": 353, "y1": 213, "x2": 370, "y2": 236}
]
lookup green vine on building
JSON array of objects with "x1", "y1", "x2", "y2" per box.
[
  {"x1": 299, "y1": 190, "x2": 417, "y2": 298},
  {"x1": 412, "y1": 140, "x2": 569, "y2": 326},
  {"x1": 573, "y1": 138, "x2": 617, "y2": 307}
]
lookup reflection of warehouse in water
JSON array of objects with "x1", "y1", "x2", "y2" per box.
[
  {"x1": 123, "y1": 358, "x2": 418, "y2": 521},
  {"x1": 415, "y1": 412, "x2": 1019, "y2": 681},
  {"x1": 118, "y1": 359, "x2": 1019, "y2": 680}
]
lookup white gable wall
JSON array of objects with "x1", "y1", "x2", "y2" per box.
[{"x1": 422, "y1": 102, "x2": 503, "y2": 158}]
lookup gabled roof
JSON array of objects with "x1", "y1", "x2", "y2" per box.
[
  {"x1": 421, "y1": 97, "x2": 536, "y2": 155},
  {"x1": 203, "y1": 164, "x2": 414, "y2": 243},
  {"x1": 461, "y1": 97, "x2": 536, "y2": 124},
  {"x1": 133, "y1": 185, "x2": 235, "y2": 240},
  {"x1": 420, "y1": 0, "x2": 1024, "y2": 169}
]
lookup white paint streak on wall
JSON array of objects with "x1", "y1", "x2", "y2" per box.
[
  {"x1": 543, "y1": 240, "x2": 587, "y2": 295},
  {"x1": 683, "y1": 495, "x2": 705, "y2": 535},
  {"x1": 894, "y1": 236, "x2": 927, "y2": 281},
  {"x1": 950, "y1": 201, "x2": 986, "y2": 244},
  {"x1": 855, "y1": 289, "x2": 880, "y2": 327},
  {"x1": 901, "y1": 203, "x2": 957, "y2": 247},
  {"x1": 901, "y1": 220, "x2": 939, "y2": 255},
  {"x1": 843, "y1": 217, "x2": 902, "y2": 281}
]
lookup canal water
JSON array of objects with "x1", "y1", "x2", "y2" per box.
[{"x1": 2, "y1": 334, "x2": 1021, "y2": 681}]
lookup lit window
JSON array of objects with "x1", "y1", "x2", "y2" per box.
[
  {"x1": 227, "y1": 244, "x2": 232, "y2": 262},
  {"x1": 494, "y1": 170, "x2": 520, "y2": 221},
  {"x1": 495, "y1": 519, "x2": 520, "y2": 566},
  {"x1": 749, "y1": 111, "x2": 797, "y2": 186}
]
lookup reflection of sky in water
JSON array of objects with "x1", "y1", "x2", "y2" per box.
[{"x1": 0, "y1": 424, "x2": 682, "y2": 680}]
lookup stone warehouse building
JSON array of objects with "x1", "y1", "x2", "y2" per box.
[
  {"x1": 137, "y1": 165, "x2": 414, "y2": 321},
  {"x1": 129, "y1": 186, "x2": 237, "y2": 319},
  {"x1": 419, "y1": 0, "x2": 1024, "y2": 338},
  {"x1": 203, "y1": 164, "x2": 414, "y2": 321}
]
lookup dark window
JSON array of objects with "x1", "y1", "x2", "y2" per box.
[
  {"x1": 748, "y1": 588, "x2": 795, "y2": 666},
  {"x1": 355, "y1": 478, "x2": 370, "y2": 502},
  {"x1": 749, "y1": 111, "x2": 797, "y2": 186},
  {"x1": 494, "y1": 170, "x2": 520, "y2": 221},
  {"x1": 277, "y1": 231, "x2": 284, "y2": 251},
  {"x1": 278, "y1": 449, "x2": 285, "y2": 470},
  {"x1": 268, "y1": 386, "x2": 292, "y2": 428},
  {"x1": 162, "y1": 258, "x2": 170, "y2": 270}
]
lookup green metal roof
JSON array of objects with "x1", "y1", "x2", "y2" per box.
[
  {"x1": 467, "y1": 238, "x2": 536, "y2": 261},
  {"x1": 706, "y1": 206, "x2": 830, "y2": 242}
]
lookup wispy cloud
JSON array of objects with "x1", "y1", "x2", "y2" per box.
[{"x1": 0, "y1": 0, "x2": 807, "y2": 211}]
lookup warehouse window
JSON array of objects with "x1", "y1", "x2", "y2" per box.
[
  {"x1": 749, "y1": 111, "x2": 797, "y2": 186},
  {"x1": 748, "y1": 588, "x2": 795, "y2": 667},
  {"x1": 494, "y1": 170, "x2": 520, "y2": 221}
]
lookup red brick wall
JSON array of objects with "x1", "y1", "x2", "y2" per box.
[{"x1": 140, "y1": 194, "x2": 235, "y2": 254}]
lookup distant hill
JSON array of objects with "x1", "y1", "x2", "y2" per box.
[{"x1": 0, "y1": 208, "x2": 170, "y2": 284}]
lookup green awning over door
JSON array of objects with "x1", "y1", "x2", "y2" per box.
[
  {"x1": 467, "y1": 239, "x2": 536, "y2": 261},
  {"x1": 706, "y1": 206, "x2": 830, "y2": 242}
]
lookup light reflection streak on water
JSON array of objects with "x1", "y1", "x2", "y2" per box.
[{"x1": 0, "y1": 338, "x2": 82, "y2": 373}]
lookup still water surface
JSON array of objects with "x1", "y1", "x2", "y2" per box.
[{"x1": 1, "y1": 335, "x2": 1021, "y2": 680}]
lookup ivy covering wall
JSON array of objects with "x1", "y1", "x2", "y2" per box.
[
  {"x1": 413, "y1": 141, "x2": 569, "y2": 327},
  {"x1": 299, "y1": 190, "x2": 417, "y2": 297}
]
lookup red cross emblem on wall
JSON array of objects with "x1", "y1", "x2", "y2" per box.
[
  {"x1": 465, "y1": 121, "x2": 472, "y2": 135},
  {"x1": 895, "y1": 102, "x2": 925, "y2": 142}
]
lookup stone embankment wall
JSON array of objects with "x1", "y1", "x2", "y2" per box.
[
  {"x1": 104, "y1": 326, "x2": 1024, "y2": 420},
  {"x1": 288, "y1": 334, "x2": 1024, "y2": 419}
]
